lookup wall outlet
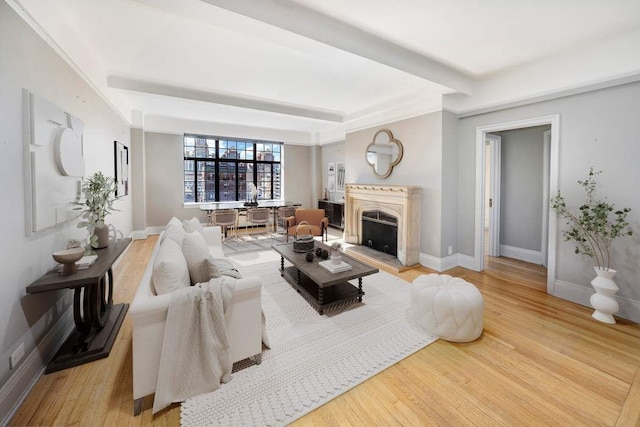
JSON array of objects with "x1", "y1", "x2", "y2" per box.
[
  {"x1": 448, "y1": 245, "x2": 453, "y2": 255},
  {"x1": 10, "y1": 343, "x2": 25, "y2": 369}
]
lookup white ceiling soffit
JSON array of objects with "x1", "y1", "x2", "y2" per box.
[
  {"x1": 200, "y1": 0, "x2": 474, "y2": 95},
  {"x1": 107, "y1": 75, "x2": 344, "y2": 122}
]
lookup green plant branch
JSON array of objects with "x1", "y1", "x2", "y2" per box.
[{"x1": 551, "y1": 167, "x2": 632, "y2": 270}]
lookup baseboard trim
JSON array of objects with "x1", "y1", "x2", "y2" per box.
[
  {"x1": 131, "y1": 230, "x2": 149, "y2": 240},
  {"x1": 499, "y1": 245, "x2": 543, "y2": 265},
  {"x1": 0, "y1": 306, "x2": 74, "y2": 426},
  {"x1": 419, "y1": 253, "x2": 459, "y2": 272},
  {"x1": 146, "y1": 226, "x2": 164, "y2": 236},
  {"x1": 553, "y1": 280, "x2": 640, "y2": 323},
  {"x1": 457, "y1": 254, "x2": 477, "y2": 270}
]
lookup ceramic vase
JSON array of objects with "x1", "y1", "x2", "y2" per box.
[
  {"x1": 94, "y1": 224, "x2": 110, "y2": 249},
  {"x1": 590, "y1": 267, "x2": 619, "y2": 324},
  {"x1": 331, "y1": 251, "x2": 341, "y2": 265}
]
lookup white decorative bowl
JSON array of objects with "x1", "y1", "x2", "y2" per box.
[{"x1": 52, "y1": 247, "x2": 85, "y2": 275}]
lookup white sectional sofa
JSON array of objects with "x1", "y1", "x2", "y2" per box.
[{"x1": 129, "y1": 218, "x2": 263, "y2": 415}]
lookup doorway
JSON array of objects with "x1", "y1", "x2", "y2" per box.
[{"x1": 474, "y1": 115, "x2": 560, "y2": 293}]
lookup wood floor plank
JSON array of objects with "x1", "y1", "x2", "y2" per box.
[{"x1": 9, "y1": 235, "x2": 640, "y2": 426}]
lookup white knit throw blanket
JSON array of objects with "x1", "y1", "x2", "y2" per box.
[{"x1": 153, "y1": 277, "x2": 235, "y2": 414}]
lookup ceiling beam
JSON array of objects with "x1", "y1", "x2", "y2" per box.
[
  {"x1": 107, "y1": 75, "x2": 344, "y2": 122},
  {"x1": 201, "y1": 0, "x2": 474, "y2": 95}
]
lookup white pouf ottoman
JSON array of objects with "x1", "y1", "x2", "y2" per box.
[{"x1": 411, "y1": 274, "x2": 484, "y2": 342}]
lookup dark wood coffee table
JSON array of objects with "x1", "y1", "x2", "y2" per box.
[{"x1": 272, "y1": 242, "x2": 379, "y2": 314}]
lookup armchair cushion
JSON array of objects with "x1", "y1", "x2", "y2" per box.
[{"x1": 286, "y1": 208, "x2": 329, "y2": 242}]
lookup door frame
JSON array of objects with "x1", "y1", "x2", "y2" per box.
[
  {"x1": 485, "y1": 134, "x2": 501, "y2": 257},
  {"x1": 474, "y1": 115, "x2": 560, "y2": 293},
  {"x1": 541, "y1": 129, "x2": 551, "y2": 267}
]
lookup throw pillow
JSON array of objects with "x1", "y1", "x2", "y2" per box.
[
  {"x1": 161, "y1": 222, "x2": 186, "y2": 246},
  {"x1": 167, "y1": 216, "x2": 182, "y2": 228},
  {"x1": 152, "y1": 239, "x2": 190, "y2": 295},
  {"x1": 182, "y1": 217, "x2": 205, "y2": 237},
  {"x1": 183, "y1": 231, "x2": 221, "y2": 285}
]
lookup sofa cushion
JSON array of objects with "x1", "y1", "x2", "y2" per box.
[
  {"x1": 182, "y1": 217, "x2": 205, "y2": 237},
  {"x1": 152, "y1": 239, "x2": 190, "y2": 295},
  {"x1": 162, "y1": 222, "x2": 186, "y2": 246},
  {"x1": 183, "y1": 231, "x2": 222, "y2": 285}
]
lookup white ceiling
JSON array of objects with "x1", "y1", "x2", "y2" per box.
[{"x1": 10, "y1": 0, "x2": 640, "y2": 143}]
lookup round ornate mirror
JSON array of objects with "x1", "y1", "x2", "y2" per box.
[{"x1": 366, "y1": 129, "x2": 403, "y2": 178}]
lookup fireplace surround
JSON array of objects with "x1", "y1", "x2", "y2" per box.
[{"x1": 344, "y1": 184, "x2": 421, "y2": 266}]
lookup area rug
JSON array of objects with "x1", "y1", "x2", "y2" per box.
[{"x1": 181, "y1": 250, "x2": 437, "y2": 426}]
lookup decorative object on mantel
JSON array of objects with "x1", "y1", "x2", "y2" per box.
[
  {"x1": 73, "y1": 171, "x2": 118, "y2": 249},
  {"x1": 366, "y1": 128, "x2": 403, "y2": 178},
  {"x1": 52, "y1": 247, "x2": 85, "y2": 276},
  {"x1": 551, "y1": 167, "x2": 633, "y2": 324}
]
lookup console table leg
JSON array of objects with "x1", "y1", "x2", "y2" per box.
[
  {"x1": 280, "y1": 256, "x2": 284, "y2": 276},
  {"x1": 73, "y1": 287, "x2": 91, "y2": 352},
  {"x1": 358, "y1": 277, "x2": 363, "y2": 302}
]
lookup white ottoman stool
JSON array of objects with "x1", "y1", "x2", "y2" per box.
[{"x1": 411, "y1": 274, "x2": 484, "y2": 342}]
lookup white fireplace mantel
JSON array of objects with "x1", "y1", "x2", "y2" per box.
[{"x1": 344, "y1": 184, "x2": 422, "y2": 266}]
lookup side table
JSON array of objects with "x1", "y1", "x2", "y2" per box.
[{"x1": 27, "y1": 238, "x2": 132, "y2": 373}]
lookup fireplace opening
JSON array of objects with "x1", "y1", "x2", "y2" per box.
[{"x1": 361, "y1": 210, "x2": 398, "y2": 256}]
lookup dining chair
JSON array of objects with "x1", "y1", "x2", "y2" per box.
[
  {"x1": 276, "y1": 206, "x2": 298, "y2": 234},
  {"x1": 245, "y1": 208, "x2": 272, "y2": 240},
  {"x1": 210, "y1": 209, "x2": 239, "y2": 243}
]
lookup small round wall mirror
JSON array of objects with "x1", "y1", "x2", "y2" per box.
[{"x1": 366, "y1": 129, "x2": 403, "y2": 178}]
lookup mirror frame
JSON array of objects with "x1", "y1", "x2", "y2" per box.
[{"x1": 366, "y1": 128, "x2": 404, "y2": 178}]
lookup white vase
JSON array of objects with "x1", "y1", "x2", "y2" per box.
[
  {"x1": 589, "y1": 267, "x2": 619, "y2": 324},
  {"x1": 331, "y1": 251, "x2": 341, "y2": 265}
]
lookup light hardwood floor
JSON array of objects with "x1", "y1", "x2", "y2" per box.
[{"x1": 10, "y1": 236, "x2": 640, "y2": 426}]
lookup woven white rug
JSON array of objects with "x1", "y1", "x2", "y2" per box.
[{"x1": 181, "y1": 250, "x2": 437, "y2": 426}]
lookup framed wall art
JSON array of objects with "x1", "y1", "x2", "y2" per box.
[{"x1": 114, "y1": 141, "x2": 129, "y2": 197}]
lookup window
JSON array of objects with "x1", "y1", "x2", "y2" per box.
[{"x1": 183, "y1": 134, "x2": 282, "y2": 203}]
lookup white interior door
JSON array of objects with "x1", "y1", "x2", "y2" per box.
[{"x1": 486, "y1": 134, "x2": 501, "y2": 257}]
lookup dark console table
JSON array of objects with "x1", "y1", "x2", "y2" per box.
[
  {"x1": 27, "y1": 238, "x2": 131, "y2": 373},
  {"x1": 318, "y1": 200, "x2": 344, "y2": 229}
]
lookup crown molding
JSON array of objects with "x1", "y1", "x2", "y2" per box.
[{"x1": 7, "y1": 0, "x2": 132, "y2": 127}]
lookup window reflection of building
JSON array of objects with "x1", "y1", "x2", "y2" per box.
[{"x1": 183, "y1": 135, "x2": 282, "y2": 203}]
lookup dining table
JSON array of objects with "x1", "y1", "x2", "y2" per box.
[{"x1": 199, "y1": 200, "x2": 301, "y2": 231}]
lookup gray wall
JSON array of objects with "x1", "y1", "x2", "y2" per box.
[
  {"x1": 0, "y1": 3, "x2": 132, "y2": 418},
  {"x1": 345, "y1": 112, "x2": 444, "y2": 257},
  {"x1": 142, "y1": 132, "x2": 313, "y2": 228},
  {"x1": 441, "y1": 110, "x2": 459, "y2": 256},
  {"x1": 321, "y1": 141, "x2": 346, "y2": 203},
  {"x1": 283, "y1": 144, "x2": 313, "y2": 208},
  {"x1": 458, "y1": 81, "x2": 640, "y2": 302},
  {"x1": 495, "y1": 125, "x2": 548, "y2": 251}
]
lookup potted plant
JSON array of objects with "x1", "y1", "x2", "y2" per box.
[
  {"x1": 74, "y1": 171, "x2": 118, "y2": 249},
  {"x1": 550, "y1": 167, "x2": 632, "y2": 323}
]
